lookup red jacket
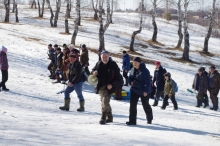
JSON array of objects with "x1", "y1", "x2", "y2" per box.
[{"x1": 0, "y1": 51, "x2": 8, "y2": 70}]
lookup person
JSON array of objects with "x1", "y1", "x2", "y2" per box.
[
  {"x1": 208, "y1": 65, "x2": 220, "y2": 111},
  {"x1": 161, "y1": 72, "x2": 178, "y2": 110},
  {"x1": 47, "y1": 44, "x2": 55, "y2": 78},
  {"x1": 62, "y1": 47, "x2": 70, "y2": 81},
  {"x1": 80, "y1": 44, "x2": 90, "y2": 75},
  {"x1": 54, "y1": 47, "x2": 63, "y2": 83},
  {"x1": 69, "y1": 44, "x2": 79, "y2": 61},
  {"x1": 63, "y1": 44, "x2": 69, "y2": 51},
  {"x1": 150, "y1": 75, "x2": 156, "y2": 99},
  {"x1": 0, "y1": 46, "x2": 9, "y2": 91},
  {"x1": 126, "y1": 57, "x2": 153, "y2": 125},
  {"x1": 91, "y1": 50, "x2": 123, "y2": 125},
  {"x1": 50, "y1": 44, "x2": 58, "y2": 79},
  {"x1": 152, "y1": 61, "x2": 167, "y2": 106},
  {"x1": 122, "y1": 51, "x2": 130, "y2": 86},
  {"x1": 201, "y1": 67, "x2": 209, "y2": 107},
  {"x1": 59, "y1": 54, "x2": 85, "y2": 112},
  {"x1": 192, "y1": 67, "x2": 208, "y2": 108}
]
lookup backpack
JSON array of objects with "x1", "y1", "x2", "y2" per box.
[{"x1": 171, "y1": 79, "x2": 178, "y2": 93}]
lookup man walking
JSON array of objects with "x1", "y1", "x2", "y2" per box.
[
  {"x1": 0, "y1": 46, "x2": 9, "y2": 91},
  {"x1": 122, "y1": 51, "x2": 130, "y2": 86},
  {"x1": 92, "y1": 50, "x2": 123, "y2": 125},
  {"x1": 80, "y1": 44, "x2": 90, "y2": 75}
]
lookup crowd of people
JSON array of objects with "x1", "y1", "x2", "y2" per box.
[{"x1": 46, "y1": 43, "x2": 220, "y2": 126}]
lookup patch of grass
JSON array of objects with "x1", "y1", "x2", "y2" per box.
[
  {"x1": 137, "y1": 43, "x2": 148, "y2": 49},
  {"x1": 170, "y1": 57, "x2": 199, "y2": 65},
  {"x1": 59, "y1": 32, "x2": 71, "y2": 35},
  {"x1": 166, "y1": 47, "x2": 183, "y2": 51},
  {"x1": 147, "y1": 40, "x2": 165, "y2": 46},
  {"x1": 158, "y1": 50, "x2": 176, "y2": 56},
  {"x1": 198, "y1": 51, "x2": 215, "y2": 57}
]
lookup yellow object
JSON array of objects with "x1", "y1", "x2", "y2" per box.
[{"x1": 112, "y1": 91, "x2": 127, "y2": 97}]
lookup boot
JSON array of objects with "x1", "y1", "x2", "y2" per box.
[
  {"x1": 106, "y1": 112, "x2": 113, "y2": 123},
  {"x1": 54, "y1": 75, "x2": 61, "y2": 83},
  {"x1": 123, "y1": 79, "x2": 128, "y2": 86},
  {"x1": 99, "y1": 112, "x2": 106, "y2": 125},
  {"x1": 48, "y1": 71, "x2": 53, "y2": 77},
  {"x1": 59, "y1": 98, "x2": 71, "y2": 111},
  {"x1": 152, "y1": 99, "x2": 158, "y2": 106},
  {"x1": 77, "y1": 101, "x2": 85, "y2": 112},
  {"x1": 196, "y1": 100, "x2": 201, "y2": 107}
]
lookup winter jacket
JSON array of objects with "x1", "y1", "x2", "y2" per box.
[
  {"x1": 48, "y1": 48, "x2": 55, "y2": 64},
  {"x1": 80, "y1": 48, "x2": 89, "y2": 67},
  {"x1": 153, "y1": 66, "x2": 167, "y2": 91},
  {"x1": 128, "y1": 63, "x2": 151, "y2": 96},
  {"x1": 0, "y1": 51, "x2": 8, "y2": 70},
  {"x1": 68, "y1": 60, "x2": 84, "y2": 84},
  {"x1": 208, "y1": 70, "x2": 220, "y2": 90},
  {"x1": 53, "y1": 51, "x2": 57, "y2": 65},
  {"x1": 164, "y1": 79, "x2": 175, "y2": 96},
  {"x1": 192, "y1": 73, "x2": 208, "y2": 94},
  {"x1": 92, "y1": 59, "x2": 124, "y2": 94},
  {"x1": 122, "y1": 54, "x2": 130, "y2": 71},
  {"x1": 62, "y1": 53, "x2": 70, "y2": 71},
  {"x1": 57, "y1": 52, "x2": 63, "y2": 69}
]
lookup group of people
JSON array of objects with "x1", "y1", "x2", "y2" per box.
[{"x1": 0, "y1": 46, "x2": 9, "y2": 92}]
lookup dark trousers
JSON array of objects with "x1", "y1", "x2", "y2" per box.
[
  {"x1": 162, "y1": 95, "x2": 178, "y2": 109},
  {"x1": 84, "y1": 66, "x2": 90, "y2": 76},
  {"x1": 129, "y1": 91, "x2": 153, "y2": 124},
  {"x1": 209, "y1": 88, "x2": 219, "y2": 110},
  {"x1": 123, "y1": 70, "x2": 128, "y2": 84},
  {"x1": 48, "y1": 62, "x2": 53, "y2": 75},
  {"x1": 203, "y1": 94, "x2": 209, "y2": 106},
  {"x1": 0, "y1": 70, "x2": 8, "y2": 89}
]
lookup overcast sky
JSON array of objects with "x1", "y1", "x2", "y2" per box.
[{"x1": 118, "y1": 0, "x2": 214, "y2": 11}]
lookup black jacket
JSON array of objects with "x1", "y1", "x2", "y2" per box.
[
  {"x1": 128, "y1": 63, "x2": 151, "y2": 96},
  {"x1": 48, "y1": 48, "x2": 55, "y2": 64},
  {"x1": 153, "y1": 66, "x2": 167, "y2": 91},
  {"x1": 57, "y1": 52, "x2": 63, "y2": 69},
  {"x1": 92, "y1": 59, "x2": 124, "y2": 94},
  {"x1": 68, "y1": 60, "x2": 84, "y2": 84}
]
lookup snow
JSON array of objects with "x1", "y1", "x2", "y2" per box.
[{"x1": 0, "y1": 5, "x2": 220, "y2": 146}]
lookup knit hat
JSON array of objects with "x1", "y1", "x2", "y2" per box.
[
  {"x1": 82, "y1": 44, "x2": 86, "y2": 48},
  {"x1": 2, "y1": 46, "x2": 7, "y2": 53},
  {"x1": 54, "y1": 44, "x2": 58, "y2": 47},
  {"x1": 101, "y1": 50, "x2": 109, "y2": 55},
  {"x1": 123, "y1": 51, "x2": 126, "y2": 54},
  {"x1": 48, "y1": 44, "x2": 52, "y2": 47},
  {"x1": 63, "y1": 44, "x2": 67, "y2": 47},
  {"x1": 155, "y1": 61, "x2": 161, "y2": 66},
  {"x1": 69, "y1": 44, "x2": 76, "y2": 49},
  {"x1": 133, "y1": 57, "x2": 141, "y2": 63},
  {"x1": 198, "y1": 67, "x2": 203, "y2": 72},
  {"x1": 210, "y1": 65, "x2": 216, "y2": 69},
  {"x1": 56, "y1": 47, "x2": 61, "y2": 51},
  {"x1": 164, "y1": 72, "x2": 171, "y2": 77},
  {"x1": 69, "y1": 54, "x2": 76, "y2": 58}
]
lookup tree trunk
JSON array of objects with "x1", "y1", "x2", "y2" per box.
[
  {"x1": 38, "y1": 0, "x2": 45, "y2": 18},
  {"x1": 12, "y1": 0, "x2": 15, "y2": 12},
  {"x1": 182, "y1": 0, "x2": 190, "y2": 60},
  {"x1": 176, "y1": 0, "x2": 183, "y2": 48},
  {"x1": 4, "y1": 0, "x2": 10, "y2": 23},
  {"x1": 92, "y1": 0, "x2": 98, "y2": 20},
  {"x1": 66, "y1": 0, "x2": 71, "y2": 18},
  {"x1": 31, "y1": 0, "x2": 37, "y2": 9},
  {"x1": 110, "y1": 0, "x2": 113, "y2": 23},
  {"x1": 152, "y1": 0, "x2": 157, "y2": 42},
  {"x1": 78, "y1": 1, "x2": 81, "y2": 25},
  {"x1": 71, "y1": 0, "x2": 80, "y2": 45},
  {"x1": 15, "y1": 3, "x2": 19, "y2": 22},
  {"x1": 65, "y1": 16, "x2": 69, "y2": 33},
  {"x1": 203, "y1": 0, "x2": 216, "y2": 53},
  {"x1": 54, "y1": 0, "x2": 61, "y2": 27},
  {"x1": 46, "y1": 0, "x2": 54, "y2": 27},
  {"x1": 130, "y1": 0, "x2": 144, "y2": 51}
]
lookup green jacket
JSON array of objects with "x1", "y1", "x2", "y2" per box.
[
  {"x1": 80, "y1": 48, "x2": 89, "y2": 67},
  {"x1": 208, "y1": 70, "x2": 220, "y2": 89},
  {"x1": 164, "y1": 79, "x2": 175, "y2": 95}
]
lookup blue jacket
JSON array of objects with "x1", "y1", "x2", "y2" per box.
[
  {"x1": 128, "y1": 63, "x2": 151, "y2": 96},
  {"x1": 153, "y1": 66, "x2": 167, "y2": 91},
  {"x1": 122, "y1": 54, "x2": 130, "y2": 71}
]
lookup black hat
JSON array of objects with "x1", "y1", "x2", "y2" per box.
[
  {"x1": 198, "y1": 67, "x2": 203, "y2": 72},
  {"x1": 123, "y1": 51, "x2": 127, "y2": 54},
  {"x1": 48, "y1": 44, "x2": 52, "y2": 47},
  {"x1": 210, "y1": 65, "x2": 216, "y2": 69},
  {"x1": 54, "y1": 44, "x2": 58, "y2": 47},
  {"x1": 63, "y1": 44, "x2": 67, "y2": 47},
  {"x1": 101, "y1": 50, "x2": 109, "y2": 55},
  {"x1": 56, "y1": 47, "x2": 61, "y2": 51},
  {"x1": 82, "y1": 44, "x2": 86, "y2": 48},
  {"x1": 133, "y1": 57, "x2": 141, "y2": 63},
  {"x1": 164, "y1": 72, "x2": 171, "y2": 77},
  {"x1": 69, "y1": 54, "x2": 76, "y2": 58}
]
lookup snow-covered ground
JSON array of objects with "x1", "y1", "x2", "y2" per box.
[{"x1": 0, "y1": 5, "x2": 220, "y2": 146}]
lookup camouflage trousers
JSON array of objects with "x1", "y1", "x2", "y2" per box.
[
  {"x1": 99, "y1": 86, "x2": 112, "y2": 113},
  {"x1": 209, "y1": 88, "x2": 219, "y2": 109}
]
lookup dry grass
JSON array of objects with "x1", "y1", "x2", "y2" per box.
[
  {"x1": 170, "y1": 57, "x2": 199, "y2": 65},
  {"x1": 158, "y1": 50, "x2": 176, "y2": 56},
  {"x1": 166, "y1": 47, "x2": 183, "y2": 51},
  {"x1": 197, "y1": 51, "x2": 215, "y2": 57},
  {"x1": 147, "y1": 40, "x2": 165, "y2": 46},
  {"x1": 59, "y1": 32, "x2": 72, "y2": 35}
]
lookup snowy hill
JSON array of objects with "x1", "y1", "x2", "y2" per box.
[{"x1": 0, "y1": 5, "x2": 220, "y2": 146}]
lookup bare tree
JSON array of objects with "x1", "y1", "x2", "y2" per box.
[
  {"x1": 203, "y1": 0, "x2": 217, "y2": 53},
  {"x1": 78, "y1": 0, "x2": 81, "y2": 25},
  {"x1": 151, "y1": 0, "x2": 161, "y2": 42},
  {"x1": 130, "y1": 0, "x2": 144, "y2": 51},
  {"x1": 99, "y1": 0, "x2": 111, "y2": 50},
  {"x1": 4, "y1": 0, "x2": 10, "y2": 23},
  {"x1": 15, "y1": 1, "x2": 18, "y2": 22},
  {"x1": 182, "y1": 0, "x2": 190, "y2": 60},
  {"x1": 110, "y1": 0, "x2": 113, "y2": 23},
  {"x1": 46, "y1": 0, "x2": 61, "y2": 27},
  {"x1": 46, "y1": 0, "x2": 54, "y2": 26},
  {"x1": 12, "y1": 0, "x2": 15, "y2": 12},
  {"x1": 65, "y1": 0, "x2": 70, "y2": 33},
  {"x1": 31, "y1": 0, "x2": 37, "y2": 9},
  {"x1": 71, "y1": 0, "x2": 80, "y2": 45},
  {"x1": 92, "y1": 0, "x2": 98, "y2": 20},
  {"x1": 37, "y1": 0, "x2": 45, "y2": 18}
]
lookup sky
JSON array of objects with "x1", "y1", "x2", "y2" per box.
[{"x1": 118, "y1": 0, "x2": 214, "y2": 11}]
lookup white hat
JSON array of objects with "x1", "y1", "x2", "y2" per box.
[{"x1": 69, "y1": 44, "x2": 76, "y2": 49}]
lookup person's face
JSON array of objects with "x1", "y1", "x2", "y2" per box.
[
  {"x1": 82, "y1": 47, "x2": 85, "y2": 51},
  {"x1": 48, "y1": 46, "x2": 51, "y2": 50},
  {"x1": 69, "y1": 47, "x2": 73, "y2": 51},
  {"x1": 101, "y1": 54, "x2": 109, "y2": 64},
  {"x1": 56, "y1": 50, "x2": 60, "y2": 54},
  {"x1": 123, "y1": 53, "x2": 126, "y2": 56},
  {"x1": 165, "y1": 76, "x2": 169, "y2": 80},
  {"x1": 69, "y1": 56, "x2": 76, "y2": 63},
  {"x1": 210, "y1": 68, "x2": 215, "y2": 74},
  {"x1": 133, "y1": 61, "x2": 140, "y2": 69},
  {"x1": 198, "y1": 71, "x2": 202, "y2": 76},
  {"x1": 63, "y1": 49, "x2": 67, "y2": 54},
  {"x1": 155, "y1": 64, "x2": 160, "y2": 69},
  {"x1": 54, "y1": 46, "x2": 58, "y2": 50}
]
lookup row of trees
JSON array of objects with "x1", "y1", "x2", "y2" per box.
[{"x1": 2, "y1": 0, "x2": 218, "y2": 61}]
